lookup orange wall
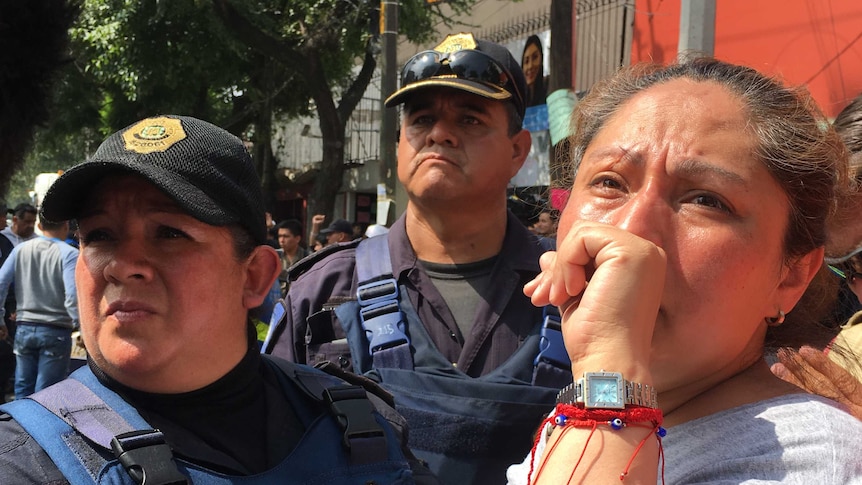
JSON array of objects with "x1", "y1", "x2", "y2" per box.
[{"x1": 631, "y1": 0, "x2": 862, "y2": 117}]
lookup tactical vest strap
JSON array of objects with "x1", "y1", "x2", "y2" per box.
[
  {"x1": 29, "y1": 377, "x2": 135, "y2": 449},
  {"x1": 355, "y1": 235, "x2": 413, "y2": 370},
  {"x1": 3, "y1": 363, "x2": 413, "y2": 485},
  {"x1": 354, "y1": 234, "x2": 571, "y2": 385},
  {"x1": 26, "y1": 372, "x2": 190, "y2": 485},
  {"x1": 264, "y1": 355, "x2": 392, "y2": 466}
]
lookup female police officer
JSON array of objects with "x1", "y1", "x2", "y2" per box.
[{"x1": 0, "y1": 115, "x2": 434, "y2": 484}]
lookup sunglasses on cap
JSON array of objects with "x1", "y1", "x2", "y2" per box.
[
  {"x1": 828, "y1": 264, "x2": 862, "y2": 285},
  {"x1": 400, "y1": 49, "x2": 524, "y2": 109}
]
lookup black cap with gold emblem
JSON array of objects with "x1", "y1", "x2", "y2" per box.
[
  {"x1": 384, "y1": 33, "x2": 527, "y2": 119},
  {"x1": 40, "y1": 115, "x2": 268, "y2": 244}
]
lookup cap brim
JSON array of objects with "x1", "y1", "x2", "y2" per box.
[
  {"x1": 41, "y1": 159, "x2": 233, "y2": 226},
  {"x1": 384, "y1": 78, "x2": 512, "y2": 108}
]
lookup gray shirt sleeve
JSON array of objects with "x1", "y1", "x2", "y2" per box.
[{"x1": 508, "y1": 393, "x2": 862, "y2": 484}]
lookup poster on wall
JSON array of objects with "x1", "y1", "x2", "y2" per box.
[{"x1": 506, "y1": 30, "x2": 551, "y2": 188}]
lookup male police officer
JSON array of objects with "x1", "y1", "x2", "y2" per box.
[{"x1": 266, "y1": 33, "x2": 564, "y2": 484}]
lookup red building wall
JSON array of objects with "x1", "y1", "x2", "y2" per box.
[{"x1": 631, "y1": 0, "x2": 862, "y2": 117}]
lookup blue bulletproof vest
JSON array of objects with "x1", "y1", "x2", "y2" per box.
[
  {"x1": 0, "y1": 358, "x2": 415, "y2": 484},
  {"x1": 334, "y1": 234, "x2": 571, "y2": 485}
]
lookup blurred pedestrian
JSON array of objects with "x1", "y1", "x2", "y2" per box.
[
  {"x1": 318, "y1": 219, "x2": 354, "y2": 246},
  {"x1": 0, "y1": 218, "x2": 77, "y2": 399}
]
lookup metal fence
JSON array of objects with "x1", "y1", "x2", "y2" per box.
[
  {"x1": 574, "y1": 0, "x2": 634, "y2": 94},
  {"x1": 479, "y1": 8, "x2": 551, "y2": 44}
]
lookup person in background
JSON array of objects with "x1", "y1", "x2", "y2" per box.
[
  {"x1": 308, "y1": 213, "x2": 326, "y2": 246},
  {"x1": 352, "y1": 221, "x2": 368, "y2": 240},
  {"x1": 275, "y1": 219, "x2": 307, "y2": 268},
  {"x1": 274, "y1": 218, "x2": 307, "y2": 296},
  {"x1": 318, "y1": 218, "x2": 354, "y2": 246},
  {"x1": 0, "y1": 325, "x2": 13, "y2": 403},
  {"x1": 0, "y1": 202, "x2": 9, "y2": 233},
  {"x1": 825, "y1": 92, "x2": 862, "y2": 260},
  {"x1": 0, "y1": 203, "x2": 39, "y2": 342},
  {"x1": 1, "y1": 204, "x2": 38, "y2": 247},
  {"x1": 507, "y1": 58, "x2": 862, "y2": 484},
  {"x1": 521, "y1": 34, "x2": 548, "y2": 108},
  {"x1": 818, "y1": 92, "x2": 862, "y2": 381},
  {"x1": 0, "y1": 115, "x2": 436, "y2": 484},
  {"x1": 0, "y1": 218, "x2": 77, "y2": 399},
  {"x1": 530, "y1": 209, "x2": 557, "y2": 240},
  {"x1": 311, "y1": 233, "x2": 327, "y2": 252},
  {"x1": 0, "y1": 202, "x2": 13, "y2": 346}
]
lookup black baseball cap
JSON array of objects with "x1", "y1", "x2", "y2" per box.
[
  {"x1": 40, "y1": 115, "x2": 268, "y2": 244},
  {"x1": 384, "y1": 32, "x2": 527, "y2": 119},
  {"x1": 319, "y1": 219, "x2": 353, "y2": 236}
]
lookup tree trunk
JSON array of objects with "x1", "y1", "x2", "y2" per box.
[{"x1": 307, "y1": 129, "x2": 346, "y2": 224}]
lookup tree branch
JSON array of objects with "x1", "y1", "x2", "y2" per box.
[
  {"x1": 210, "y1": 0, "x2": 306, "y2": 67},
  {"x1": 337, "y1": 39, "x2": 378, "y2": 123}
]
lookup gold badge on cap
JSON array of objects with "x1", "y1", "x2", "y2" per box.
[
  {"x1": 122, "y1": 117, "x2": 187, "y2": 154},
  {"x1": 434, "y1": 32, "x2": 477, "y2": 54}
]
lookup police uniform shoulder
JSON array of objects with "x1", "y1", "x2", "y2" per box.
[{"x1": 287, "y1": 238, "x2": 363, "y2": 282}]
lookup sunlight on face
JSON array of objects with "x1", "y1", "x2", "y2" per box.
[
  {"x1": 561, "y1": 79, "x2": 791, "y2": 391},
  {"x1": 76, "y1": 175, "x2": 251, "y2": 393}
]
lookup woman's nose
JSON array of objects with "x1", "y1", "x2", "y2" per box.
[
  {"x1": 612, "y1": 189, "x2": 668, "y2": 248},
  {"x1": 103, "y1": 239, "x2": 154, "y2": 284}
]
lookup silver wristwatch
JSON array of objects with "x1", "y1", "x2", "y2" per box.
[{"x1": 556, "y1": 371, "x2": 658, "y2": 409}]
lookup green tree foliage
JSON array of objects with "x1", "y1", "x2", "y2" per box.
[{"x1": 18, "y1": 0, "x2": 479, "y2": 220}]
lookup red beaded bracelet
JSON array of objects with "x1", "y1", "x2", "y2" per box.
[
  {"x1": 528, "y1": 404, "x2": 667, "y2": 484},
  {"x1": 552, "y1": 403, "x2": 665, "y2": 432}
]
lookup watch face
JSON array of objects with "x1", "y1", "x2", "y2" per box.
[
  {"x1": 585, "y1": 372, "x2": 624, "y2": 408},
  {"x1": 590, "y1": 378, "x2": 618, "y2": 403}
]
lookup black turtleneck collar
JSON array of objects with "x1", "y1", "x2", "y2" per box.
[{"x1": 88, "y1": 323, "x2": 305, "y2": 475}]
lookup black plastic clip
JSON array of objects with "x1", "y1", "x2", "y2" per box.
[
  {"x1": 110, "y1": 429, "x2": 189, "y2": 485},
  {"x1": 324, "y1": 385, "x2": 389, "y2": 464}
]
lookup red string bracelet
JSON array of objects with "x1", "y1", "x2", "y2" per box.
[{"x1": 528, "y1": 404, "x2": 666, "y2": 484}]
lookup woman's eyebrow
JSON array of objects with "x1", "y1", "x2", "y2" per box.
[
  {"x1": 675, "y1": 158, "x2": 748, "y2": 188},
  {"x1": 583, "y1": 146, "x2": 644, "y2": 168}
]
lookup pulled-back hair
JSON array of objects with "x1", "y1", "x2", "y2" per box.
[
  {"x1": 834, "y1": 92, "x2": 862, "y2": 180},
  {"x1": 564, "y1": 57, "x2": 851, "y2": 348}
]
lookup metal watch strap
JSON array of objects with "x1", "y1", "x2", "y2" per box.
[
  {"x1": 623, "y1": 379, "x2": 658, "y2": 408},
  {"x1": 556, "y1": 380, "x2": 579, "y2": 406},
  {"x1": 555, "y1": 373, "x2": 658, "y2": 409}
]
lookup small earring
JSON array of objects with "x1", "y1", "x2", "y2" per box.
[{"x1": 766, "y1": 309, "x2": 785, "y2": 326}]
